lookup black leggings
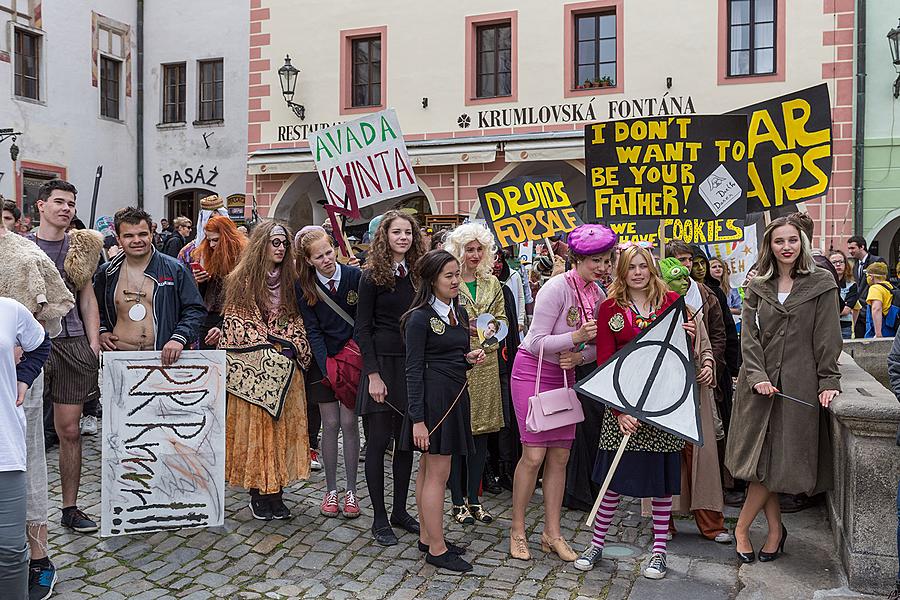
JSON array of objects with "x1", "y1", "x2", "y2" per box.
[
  {"x1": 363, "y1": 411, "x2": 413, "y2": 527},
  {"x1": 449, "y1": 434, "x2": 489, "y2": 506}
]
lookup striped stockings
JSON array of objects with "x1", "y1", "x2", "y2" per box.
[{"x1": 590, "y1": 491, "x2": 673, "y2": 555}]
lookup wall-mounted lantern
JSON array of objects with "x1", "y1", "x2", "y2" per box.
[
  {"x1": 888, "y1": 19, "x2": 900, "y2": 98},
  {"x1": 278, "y1": 55, "x2": 305, "y2": 120}
]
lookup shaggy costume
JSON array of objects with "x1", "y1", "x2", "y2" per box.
[
  {"x1": 64, "y1": 229, "x2": 104, "y2": 290},
  {"x1": 220, "y1": 300, "x2": 313, "y2": 494},
  {"x1": 0, "y1": 231, "x2": 75, "y2": 336}
]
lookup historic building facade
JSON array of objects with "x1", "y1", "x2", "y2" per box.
[{"x1": 247, "y1": 0, "x2": 856, "y2": 249}]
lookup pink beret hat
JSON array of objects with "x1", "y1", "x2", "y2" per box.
[{"x1": 566, "y1": 223, "x2": 617, "y2": 256}]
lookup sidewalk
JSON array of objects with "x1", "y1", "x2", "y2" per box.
[{"x1": 44, "y1": 431, "x2": 885, "y2": 599}]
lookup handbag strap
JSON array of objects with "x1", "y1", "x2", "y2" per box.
[
  {"x1": 316, "y1": 285, "x2": 355, "y2": 327},
  {"x1": 533, "y1": 340, "x2": 568, "y2": 398}
]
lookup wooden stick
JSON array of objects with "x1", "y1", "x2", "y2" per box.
[
  {"x1": 543, "y1": 238, "x2": 555, "y2": 259},
  {"x1": 657, "y1": 220, "x2": 666, "y2": 259},
  {"x1": 584, "y1": 432, "x2": 631, "y2": 527}
]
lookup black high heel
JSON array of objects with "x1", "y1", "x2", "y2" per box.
[
  {"x1": 758, "y1": 524, "x2": 787, "y2": 562},
  {"x1": 735, "y1": 533, "x2": 755, "y2": 564}
]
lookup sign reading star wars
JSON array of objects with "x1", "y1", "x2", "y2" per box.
[
  {"x1": 585, "y1": 115, "x2": 748, "y2": 243},
  {"x1": 478, "y1": 176, "x2": 582, "y2": 247},
  {"x1": 728, "y1": 83, "x2": 832, "y2": 212}
]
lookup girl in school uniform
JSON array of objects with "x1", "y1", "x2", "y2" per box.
[
  {"x1": 400, "y1": 250, "x2": 485, "y2": 572},
  {"x1": 297, "y1": 226, "x2": 363, "y2": 519},
  {"x1": 355, "y1": 210, "x2": 425, "y2": 546}
]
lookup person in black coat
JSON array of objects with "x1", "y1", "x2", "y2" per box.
[
  {"x1": 297, "y1": 227, "x2": 363, "y2": 519},
  {"x1": 401, "y1": 250, "x2": 485, "y2": 573},
  {"x1": 354, "y1": 211, "x2": 425, "y2": 546},
  {"x1": 848, "y1": 235, "x2": 886, "y2": 339}
]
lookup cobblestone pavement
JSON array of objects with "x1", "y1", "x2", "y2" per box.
[{"x1": 46, "y1": 430, "x2": 705, "y2": 599}]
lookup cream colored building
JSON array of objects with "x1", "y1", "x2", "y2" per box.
[{"x1": 247, "y1": 0, "x2": 856, "y2": 247}]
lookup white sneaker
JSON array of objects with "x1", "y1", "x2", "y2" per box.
[
  {"x1": 714, "y1": 531, "x2": 734, "y2": 544},
  {"x1": 643, "y1": 552, "x2": 667, "y2": 579},
  {"x1": 80, "y1": 415, "x2": 98, "y2": 436},
  {"x1": 310, "y1": 449, "x2": 322, "y2": 471}
]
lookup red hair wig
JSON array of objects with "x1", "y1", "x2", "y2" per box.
[{"x1": 197, "y1": 215, "x2": 245, "y2": 278}]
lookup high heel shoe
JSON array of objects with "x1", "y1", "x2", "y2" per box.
[
  {"x1": 540, "y1": 533, "x2": 578, "y2": 562},
  {"x1": 734, "y1": 532, "x2": 755, "y2": 564},
  {"x1": 510, "y1": 533, "x2": 531, "y2": 560},
  {"x1": 758, "y1": 524, "x2": 787, "y2": 562}
]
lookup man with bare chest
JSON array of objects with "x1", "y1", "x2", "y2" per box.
[{"x1": 94, "y1": 207, "x2": 205, "y2": 366}]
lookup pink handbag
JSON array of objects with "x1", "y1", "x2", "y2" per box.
[{"x1": 525, "y1": 341, "x2": 585, "y2": 433}]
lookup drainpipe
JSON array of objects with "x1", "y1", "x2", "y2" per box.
[
  {"x1": 853, "y1": 0, "x2": 866, "y2": 237},
  {"x1": 453, "y1": 164, "x2": 459, "y2": 215},
  {"x1": 136, "y1": 0, "x2": 145, "y2": 209}
]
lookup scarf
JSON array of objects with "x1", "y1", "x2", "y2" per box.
[
  {"x1": 266, "y1": 268, "x2": 282, "y2": 310},
  {"x1": 564, "y1": 268, "x2": 603, "y2": 324}
]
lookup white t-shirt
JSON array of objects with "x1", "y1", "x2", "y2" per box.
[{"x1": 0, "y1": 298, "x2": 46, "y2": 471}]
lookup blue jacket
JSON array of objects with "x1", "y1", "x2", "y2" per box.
[
  {"x1": 297, "y1": 264, "x2": 362, "y2": 374},
  {"x1": 94, "y1": 249, "x2": 206, "y2": 350}
]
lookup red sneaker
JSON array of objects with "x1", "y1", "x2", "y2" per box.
[
  {"x1": 310, "y1": 449, "x2": 322, "y2": 471},
  {"x1": 321, "y1": 490, "x2": 339, "y2": 517},
  {"x1": 342, "y1": 490, "x2": 361, "y2": 519}
]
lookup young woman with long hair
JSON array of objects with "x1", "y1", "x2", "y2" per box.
[
  {"x1": 400, "y1": 250, "x2": 485, "y2": 572},
  {"x1": 576, "y1": 244, "x2": 687, "y2": 580},
  {"x1": 509, "y1": 224, "x2": 617, "y2": 563},
  {"x1": 828, "y1": 249, "x2": 858, "y2": 339},
  {"x1": 191, "y1": 215, "x2": 246, "y2": 349},
  {"x1": 443, "y1": 223, "x2": 506, "y2": 526},
  {"x1": 709, "y1": 258, "x2": 741, "y2": 317},
  {"x1": 725, "y1": 216, "x2": 841, "y2": 564},
  {"x1": 220, "y1": 221, "x2": 312, "y2": 520},
  {"x1": 354, "y1": 210, "x2": 425, "y2": 546},
  {"x1": 296, "y1": 226, "x2": 362, "y2": 519}
]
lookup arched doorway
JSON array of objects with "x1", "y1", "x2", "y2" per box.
[
  {"x1": 870, "y1": 209, "x2": 900, "y2": 272},
  {"x1": 166, "y1": 188, "x2": 215, "y2": 222}
]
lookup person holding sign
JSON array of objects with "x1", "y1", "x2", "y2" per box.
[
  {"x1": 220, "y1": 222, "x2": 312, "y2": 521},
  {"x1": 725, "y1": 216, "x2": 841, "y2": 563},
  {"x1": 444, "y1": 223, "x2": 506, "y2": 526},
  {"x1": 400, "y1": 250, "x2": 486, "y2": 573},
  {"x1": 575, "y1": 244, "x2": 686, "y2": 579},
  {"x1": 508, "y1": 224, "x2": 616, "y2": 562},
  {"x1": 354, "y1": 211, "x2": 425, "y2": 546},
  {"x1": 296, "y1": 226, "x2": 363, "y2": 520}
]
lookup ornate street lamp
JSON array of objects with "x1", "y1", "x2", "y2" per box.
[
  {"x1": 0, "y1": 128, "x2": 22, "y2": 161},
  {"x1": 278, "y1": 55, "x2": 305, "y2": 120},
  {"x1": 888, "y1": 19, "x2": 900, "y2": 98}
]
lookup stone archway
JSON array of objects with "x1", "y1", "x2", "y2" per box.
[{"x1": 869, "y1": 208, "x2": 900, "y2": 269}]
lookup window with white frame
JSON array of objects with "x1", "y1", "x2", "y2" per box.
[
  {"x1": 197, "y1": 59, "x2": 224, "y2": 122},
  {"x1": 100, "y1": 55, "x2": 121, "y2": 119},
  {"x1": 14, "y1": 27, "x2": 41, "y2": 101}
]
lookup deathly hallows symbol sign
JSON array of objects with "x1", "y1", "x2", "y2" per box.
[{"x1": 575, "y1": 297, "x2": 703, "y2": 445}]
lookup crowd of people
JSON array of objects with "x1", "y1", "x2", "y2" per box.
[{"x1": 1, "y1": 178, "x2": 898, "y2": 598}]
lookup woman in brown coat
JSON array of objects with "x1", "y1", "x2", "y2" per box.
[{"x1": 725, "y1": 216, "x2": 842, "y2": 563}]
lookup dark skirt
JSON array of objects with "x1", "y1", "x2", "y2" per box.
[
  {"x1": 399, "y1": 373, "x2": 476, "y2": 456},
  {"x1": 356, "y1": 354, "x2": 407, "y2": 416},
  {"x1": 592, "y1": 450, "x2": 681, "y2": 498},
  {"x1": 306, "y1": 362, "x2": 337, "y2": 404}
]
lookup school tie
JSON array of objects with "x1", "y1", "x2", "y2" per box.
[
  {"x1": 397, "y1": 264, "x2": 406, "y2": 278},
  {"x1": 328, "y1": 280, "x2": 337, "y2": 294},
  {"x1": 448, "y1": 308, "x2": 457, "y2": 327}
]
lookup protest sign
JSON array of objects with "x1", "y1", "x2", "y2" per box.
[
  {"x1": 729, "y1": 84, "x2": 832, "y2": 212},
  {"x1": 101, "y1": 351, "x2": 226, "y2": 537},
  {"x1": 309, "y1": 108, "x2": 418, "y2": 210},
  {"x1": 585, "y1": 115, "x2": 748, "y2": 243},
  {"x1": 607, "y1": 218, "x2": 745, "y2": 246},
  {"x1": 478, "y1": 176, "x2": 582, "y2": 247},
  {"x1": 705, "y1": 224, "x2": 758, "y2": 290}
]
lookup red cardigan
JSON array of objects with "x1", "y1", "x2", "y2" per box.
[{"x1": 595, "y1": 291, "x2": 681, "y2": 366}]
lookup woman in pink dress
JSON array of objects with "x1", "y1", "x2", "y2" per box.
[{"x1": 508, "y1": 224, "x2": 617, "y2": 561}]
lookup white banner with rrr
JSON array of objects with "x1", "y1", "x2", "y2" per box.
[
  {"x1": 100, "y1": 351, "x2": 227, "y2": 537},
  {"x1": 308, "y1": 108, "x2": 419, "y2": 209}
]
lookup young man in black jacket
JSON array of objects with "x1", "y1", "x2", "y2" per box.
[{"x1": 94, "y1": 207, "x2": 205, "y2": 365}]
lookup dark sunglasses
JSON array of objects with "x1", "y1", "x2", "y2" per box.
[{"x1": 270, "y1": 238, "x2": 288, "y2": 248}]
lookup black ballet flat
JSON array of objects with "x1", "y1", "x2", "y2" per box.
[
  {"x1": 418, "y1": 540, "x2": 467, "y2": 555},
  {"x1": 426, "y1": 550, "x2": 473, "y2": 573},
  {"x1": 372, "y1": 525, "x2": 399, "y2": 546},
  {"x1": 390, "y1": 514, "x2": 420, "y2": 535},
  {"x1": 758, "y1": 524, "x2": 787, "y2": 562}
]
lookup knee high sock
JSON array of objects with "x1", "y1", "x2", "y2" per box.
[
  {"x1": 363, "y1": 412, "x2": 393, "y2": 525},
  {"x1": 389, "y1": 412, "x2": 413, "y2": 520},
  {"x1": 651, "y1": 496, "x2": 673, "y2": 554},
  {"x1": 319, "y1": 402, "x2": 341, "y2": 492},
  {"x1": 591, "y1": 490, "x2": 621, "y2": 549},
  {"x1": 467, "y1": 435, "x2": 489, "y2": 505},
  {"x1": 340, "y1": 404, "x2": 360, "y2": 493}
]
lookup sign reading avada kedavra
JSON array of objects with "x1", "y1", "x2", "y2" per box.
[
  {"x1": 585, "y1": 115, "x2": 748, "y2": 243},
  {"x1": 478, "y1": 176, "x2": 582, "y2": 247},
  {"x1": 728, "y1": 83, "x2": 832, "y2": 213}
]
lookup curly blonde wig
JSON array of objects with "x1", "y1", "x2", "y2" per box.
[{"x1": 444, "y1": 222, "x2": 497, "y2": 279}]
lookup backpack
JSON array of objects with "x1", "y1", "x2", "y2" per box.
[{"x1": 875, "y1": 283, "x2": 900, "y2": 330}]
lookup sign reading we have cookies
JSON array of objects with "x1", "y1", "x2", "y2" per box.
[
  {"x1": 585, "y1": 115, "x2": 748, "y2": 243},
  {"x1": 477, "y1": 176, "x2": 582, "y2": 247}
]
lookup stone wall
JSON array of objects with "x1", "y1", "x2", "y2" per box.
[
  {"x1": 828, "y1": 350, "x2": 900, "y2": 594},
  {"x1": 843, "y1": 338, "x2": 894, "y2": 389}
]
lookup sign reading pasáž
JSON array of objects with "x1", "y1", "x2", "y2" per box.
[
  {"x1": 478, "y1": 176, "x2": 582, "y2": 247},
  {"x1": 309, "y1": 108, "x2": 418, "y2": 209}
]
